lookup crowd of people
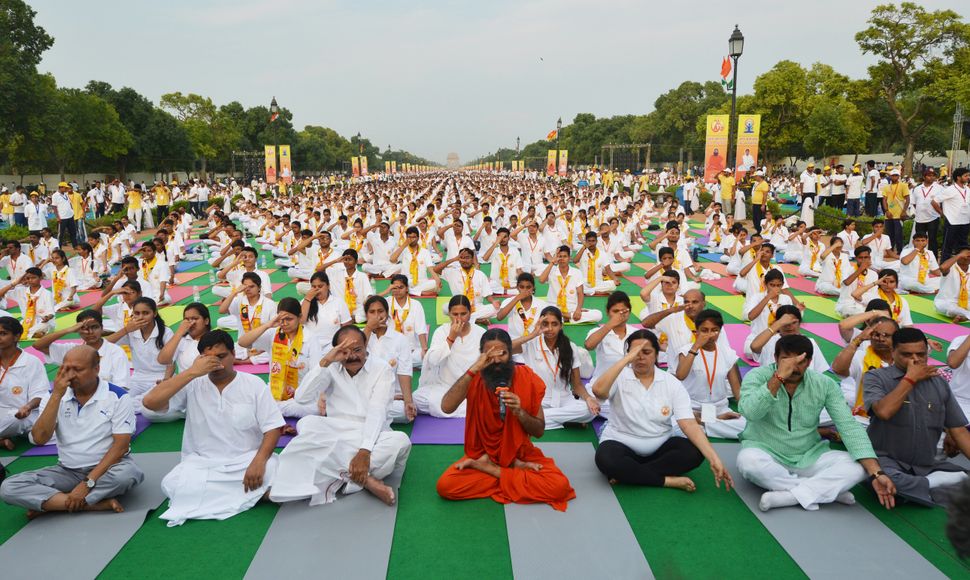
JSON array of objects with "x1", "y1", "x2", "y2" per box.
[{"x1": 0, "y1": 169, "x2": 966, "y2": 557}]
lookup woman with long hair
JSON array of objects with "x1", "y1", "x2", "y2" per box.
[
  {"x1": 592, "y1": 329, "x2": 733, "y2": 493},
  {"x1": 106, "y1": 297, "x2": 174, "y2": 402},
  {"x1": 512, "y1": 306, "x2": 599, "y2": 429},
  {"x1": 158, "y1": 302, "x2": 212, "y2": 373},
  {"x1": 219, "y1": 272, "x2": 278, "y2": 363},
  {"x1": 412, "y1": 295, "x2": 484, "y2": 418},
  {"x1": 301, "y1": 271, "x2": 351, "y2": 353}
]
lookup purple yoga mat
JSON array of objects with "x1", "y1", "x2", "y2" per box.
[
  {"x1": 592, "y1": 416, "x2": 607, "y2": 438},
  {"x1": 275, "y1": 417, "x2": 299, "y2": 448},
  {"x1": 22, "y1": 413, "x2": 151, "y2": 457},
  {"x1": 409, "y1": 415, "x2": 466, "y2": 444}
]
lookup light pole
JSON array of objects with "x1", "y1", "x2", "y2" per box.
[
  {"x1": 725, "y1": 25, "x2": 744, "y2": 175},
  {"x1": 269, "y1": 97, "x2": 279, "y2": 186},
  {"x1": 555, "y1": 117, "x2": 562, "y2": 177}
]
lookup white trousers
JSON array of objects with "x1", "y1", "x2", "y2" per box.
[
  {"x1": 900, "y1": 276, "x2": 939, "y2": 294},
  {"x1": 935, "y1": 299, "x2": 970, "y2": 320},
  {"x1": 543, "y1": 398, "x2": 596, "y2": 430},
  {"x1": 799, "y1": 264, "x2": 821, "y2": 278},
  {"x1": 584, "y1": 281, "x2": 618, "y2": 295},
  {"x1": 737, "y1": 448, "x2": 865, "y2": 510},
  {"x1": 835, "y1": 301, "x2": 865, "y2": 318},
  {"x1": 412, "y1": 385, "x2": 466, "y2": 418},
  {"x1": 815, "y1": 281, "x2": 840, "y2": 296},
  {"x1": 127, "y1": 208, "x2": 142, "y2": 231},
  {"x1": 362, "y1": 262, "x2": 401, "y2": 278}
]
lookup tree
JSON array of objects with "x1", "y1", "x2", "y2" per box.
[
  {"x1": 294, "y1": 125, "x2": 353, "y2": 171},
  {"x1": 9, "y1": 76, "x2": 131, "y2": 178},
  {"x1": 0, "y1": 0, "x2": 54, "y2": 151},
  {"x1": 160, "y1": 92, "x2": 240, "y2": 178},
  {"x1": 140, "y1": 109, "x2": 194, "y2": 175},
  {"x1": 632, "y1": 81, "x2": 728, "y2": 167},
  {"x1": 855, "y1": 2, "x2": 970, "y2": 174},
  {"x1": 85, "y1": 81, "x2": 156, "y2": 178},
  {"x1": 803, "y1": 97, "x2": 869, "y2": 160}
]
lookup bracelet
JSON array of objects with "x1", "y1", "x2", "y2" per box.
[
  {"x1": 688, "y1": 350, "x2": 699, "y2": 356},
  {"x1": 868, "y1": 470, "x2": 887, "y2": 482},
  {"x1": 901, "y1": 376, "x2": 916, "y2": 386},
  {"x1": 465, "y1": 369, "x2": 475, "y2": 378},
  {"x1": 772, "y1": 372, "x2": 786, "y2": 384}
]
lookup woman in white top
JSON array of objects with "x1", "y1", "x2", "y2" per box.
[
  {"x1": 45, "y1": 249, "x2": 80, "y2": 311},
  {"x1": 672, "y1": 310, "x2": 745, "y2": 439},
  {"x1": 300, "y1": 271, "x2": 352, "y2": 353},
  {"x1": 412, "y1": 295, "x2": 485, "y2": 418},
  {"x1": 386, "y1": 274, "x2": 429, "y2": 367},
  {"x1": 72, "y1": 242, "x2": 103, "y2": 290},
  {"x1": 591, "y1": 329, "x2": 732, "y2": 492},
  {"x1": 92, "y1": 279, "x2": 141, "y2": 333},
  {"x1": 743, "y1": 269, "x2": 793, "y2": 359},
  {"x1": 512, "y1": 306, "x2": 599, "y2": 430},
  {"x1": 219, "y1": 272, "x2": 278, "y2": 363},
  {"x1": 584, "y1": 292, "x2": 639, "y2": 388},
  {"x1": 158, "y1": 302, "x2": 212, "y2": 374},
  {"x1": 106, "y1": 297, "x2": 174, "y2": 403}
]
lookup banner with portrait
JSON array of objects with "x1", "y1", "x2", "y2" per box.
[
  {"x1": 734, "y1": 114, "x2": 761, "y2": 180},
  {"x1": 264, "y1": 145, "x2": 277, "y2": 184},
  {"x1": 558, "y1": 150, "x2": 568, "y2": 176},
  {"x1": 360, "y1": 156, "x2": 368, "y2": 176},
  {"x1": 547, "y1": 150, "x2": 557, "y2": 176},
  {"x1": 391, "y1": 161, "x2": 397, "y2": 174},
  {"x1": 351, "y1": 157, "x2": 360, "y2": 177},
  {"x1": 279, "y1": 144, "x2": 293, "y2": 184},
  {"x1": 703, "y1": 114, "x2": 730, "y2": 184}
]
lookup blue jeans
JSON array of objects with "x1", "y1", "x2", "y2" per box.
[{"x1": 846, "y1": 199, "x2": 861, "y2": 217}]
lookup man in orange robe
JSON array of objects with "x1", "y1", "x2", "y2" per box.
[{"x1": 435, "y1": 328, "x2": 576, "y2": 511}]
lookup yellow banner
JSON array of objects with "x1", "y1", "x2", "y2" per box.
[
  {"x1": 558, "y1": 150, "x2": 568, "y2": 176},
  {"x1": 360, "y1": 156, "x2": 368, "y2": 176},
  {"x1": 391, "y1": 161, "x2": 397, "y2": 174},
  {"x1": 279, "y1": 144, "x2": 292, "y2": 184},
  {"x1": 547, "y1": 150, "x2": 557, "y2": 176},
  {"x1": 351, "y1": 157, "x2": 360, "y2": 177},
  {"x1": 385, "y1": 161, "x2": 391, "y2": 173},
  {"x1": 735, "y1": 114, "x2": 761, "y2": 180},
  {"x1": 264, "y1": 145, "x2": 277, "y2": 184},
  {"x1": 703, "y1": 114, "x2": 730, "y2": 184}
]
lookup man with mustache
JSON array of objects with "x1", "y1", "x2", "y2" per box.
[
  {"x1": 435, "y1": 328, "x2": 576, "y2": 511},
  {"x1": 270, "y1": 326, "x2": 411, "y2": 506}
]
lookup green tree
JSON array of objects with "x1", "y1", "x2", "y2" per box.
[
  {"x1": 0, "y1": 0, "x2": 54, "y2": 153},
  {"x1": 802, "y1": 97, "x2": 869, "y2": 160},
  {"x1": 632, "y1": 81, "x2": 727, "y2": 167},
  {"x1": 140, "y1": 109, "x2": 194, "y2": 175},
  {"x1": 855, "y1": 2, "x2": 970, "y2": 173},
  {"x1": 160, "y1": 92, "x2": 240, "y2": 178}
]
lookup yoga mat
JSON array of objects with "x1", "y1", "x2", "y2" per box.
[
  {"x1": 694, "y1": 236, "x2": 711, "y2": 246},
  {"x1": 777, "y1": 263, "x2": 801, "y2": 276},
  {"x1": 798, "y1": 296, "x2": 839, "y2": 321},
  {"x1": 903, "y1": 295, "x2": 950, "y2": 322},
  {"x1": 164, "y1": 285, "x2": 197, "y2": 304},
  {"x1": 175, "y1": 260, "x2": 205, "y2": 273},
  {"x1": 271, "y1": 282, "x2": 289, "y2": 292},
  {"x1": 24, "y1": 345, "x2": 51, "y2": 363},
  {"x1": 921, "y1": 324, "x2": 969, "y2": 343},
  {"x1": 410, "y1": 415, "x2": 465, "y2": 444},
  {"x1": 696, "y1": 252, "x2": 724, "y2": 263},
  {"x1": 723, "y1": 324, "x2": 757, "y2": 365},
  {"x1": 276, "y1": 417, "x2": 299, "y2": 448},
  {"x1": 158, "y1": 305, "x2": 187, "y2": 325},
  {"x1": 784, "y1": 276, "x2": 821, "y2": 295},
  {"x1": 22, "y1": 414, "x2": 151, "y2": 457},
  {"x1": 234, "y1": 363, "x2": 270, "y2": 374},
  {"x1": 800, "y1": 323, "x2": 846, "y2": 346},
  {"x1": 712, "y1": 444, "x2": 946, "y2": 580},
  {"x1": 699, "y1": 262, "x2": 729, "y2": 276},
  {"x1": 0, "y1": 455, "x2": 15, "y2": 467},
  {"x1": 505, "y1": 442, "x2": 654, "y2": 580},
  {"x1": 78, "y1": 291, "x2": 106, "y2": 308},
  {"x1": 173, "y1": 271, "x2": 207, "y2": 284},
  {"x1": 706, "y1": 295, "x2": 745, "y2": 316},
  {"x1": 704, "y1": 277, "x2": 739, "y2": 294},
  {"x1": 245, "y1": 466, "x2": 405, "y2": 580},
  {"x1": 591, "y1": 416, "x2": 607, "y2": 438},
  {"x1": 0, "y1": 451, "x2": 179, "y2": 579}
]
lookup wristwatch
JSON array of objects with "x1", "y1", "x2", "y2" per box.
[
  {"x1": 867, "y1": 470, "x2": 887, "y2": 482},
  {"x1": 86, "y1": 478, "x2": 97, "y2": 489}
]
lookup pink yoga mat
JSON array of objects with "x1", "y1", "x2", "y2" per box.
[
  {"x1": 722, "y1": 323, "x2": 757, "y2": 365},
  {"x1": 919, "y1": 323, "x2": 970, "y2": 342},
  {"x1": 800, "y1": 323, "x2": 846, "y2": 346},
  {"x1": 166, "y1": 285, "x2": 197, "y2": 303},
  {"x1": 785, "y1": 276, "x2": 822, "y2": 295},
  {"x1": 271, "y1": 282, "x2": 289, "y2": 292},
  {"x1": 234, "y1": 362, "x2": 269, "y2": 374},
  {"x1": 704, "y1": 277, "x2": 739, "y2": 294},
  {"x1": 24, "y1": 345, "x2": 54, "y2": 363},
  {"x1": 701, "y1": 262, "x2": 729, "y2": 276}
]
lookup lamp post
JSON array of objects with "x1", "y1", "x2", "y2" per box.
[
  {"x1": 269, "y1": 97, "x2": 279, "y2": 187},
  {"x1": 725, "y1": 25, "x2": 744, "y2": 175},
  {"x1": 555, "y1": 117, "x2": 562, "y2": 177}
]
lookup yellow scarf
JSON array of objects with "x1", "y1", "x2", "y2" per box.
[
  {"x1": 557, "y1": 274, "x2": 570, "y2": 312},
  {"x1": 53, "y1": 267, "x2": 67, "y2": 302},
  {"x1": 462, "y1": 268, "x2": 476, "y2": 309},
  {"x1": 141, "y1": 256, "x2": 157, "y2": 280},
  {"x1": 350, "y1": 234, "x2": 363, "y2": 251},
  {"x1": 21, "y1": 294, "x2": 36, "y2": 339},
  {"x1": 565, "y1": 219, "x2": 574, "y2": 245},
  {"x1": 345, "y1": 275, "x2": 357, "y2": 313},
  {"x1": 855, "y1": 346, "x2": 886, "y2": 416},
  {"x1": 767, "y1": 301, "x2": 777, "y2": 326},
  {"x1": 269, "y1": 326, "x2": 303, "y2": 401},
  {"x1": 409, "y1": 247, "x2": 420, "y2": 282},
  {"x1": 917, "y1": 251, "x2": 929, "y2": 284},
  {"x1": 587, "y1": 248, "x2": 599, "y2": 286},
  {"x1": 28, "y1": 246, "x2": 35, "y2": 263},
  {"x1": 959, "y1": 267, "x2": 969, "y2": 310},
  {"x1": 684, "y1": 313, "x2": 696, "y2": 338},
  {"x1": 756, "y1": 262, "x2": 766, "y2": 292},
  {"x1": 315, "y1": 248, "x2": 331, "y2": 271},
  {"x1": 239, "y1": 301, "x2": 262, "y2": 332},
  {"x1": 517, "y1": 303, "x2": 537, "y2": 332},
  {"x1": 713, "y1": 228, "x2": 721, "y2": 243},
  {"x1": 498, "y1": 251, "x2": 510, "y2": 288},
  {"x1": 810, "y1": 241, "x2": 820, "y2": 271},
  {"x1": 392, "y1": 297, "x2": 410, "y2": 332},
  {"x1": 878, "y1": 288, "x2": 902, "y2": 321}
]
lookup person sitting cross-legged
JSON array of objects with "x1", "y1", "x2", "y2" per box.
[
  {"x1": 0, "y1": 345, "x2": 144, "y2": 517},
  {"x1": 736, "y1": 334, "x2": 897, "y2": 512},
  {"x1": 436, "y1": 328, "x2": 577, "y2": 511},
  {"x1": 142, "y1": 330, "x2": 283, "y2": 526}
]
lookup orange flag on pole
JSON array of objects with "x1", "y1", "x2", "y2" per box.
[{"x1": 546, "y1": 129, "x2": 558, "y2": 141}]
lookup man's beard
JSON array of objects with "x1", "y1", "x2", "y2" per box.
[{"x1": 481, "y1": 360, "x2": 514, "y2": 390}]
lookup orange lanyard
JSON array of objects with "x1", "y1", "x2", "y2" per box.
[
  {"x1": 0, "y1": 350, "x2": 22, "y2": 386},
  {"x1": 699, "y1": 347, "x2": 718, "y2": 395},
  {"x1": 539, "y1": 340, "x2": 560, "y2": 380}
]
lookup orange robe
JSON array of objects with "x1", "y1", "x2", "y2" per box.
[{"x1": 436, "y1": 365, "x2": 576, "y2": 511}]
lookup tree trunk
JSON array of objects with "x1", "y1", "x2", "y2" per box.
[
  {"x1": 59, "y1": 166, "x2": 65, "y2": 181},
  {"x1": 904, "y1": 139, "x2": 915, "y2": 177},
  {"x1": 200, "y1": 156, "x2": 208, "y2": 181}
]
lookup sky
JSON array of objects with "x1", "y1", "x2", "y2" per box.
[{"x1": 31, "y1": 0, "x2": 963, "y2": 164}]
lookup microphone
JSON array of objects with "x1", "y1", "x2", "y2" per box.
[{"x1": 496, "y1": 382, "x2": 509, "y2": 421}]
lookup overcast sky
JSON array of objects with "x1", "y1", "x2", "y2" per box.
[{"x1": 32, "y1": 0, "x2": 961, "y2": 164}]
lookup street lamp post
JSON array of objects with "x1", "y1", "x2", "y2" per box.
[
  {"x1": 555, "y1": 117, "x2": 562, "y2": 178},
  {"x1": 725, "y1": 25, "x2": 744, "y2": 175},
  {"x1": 269, "y1": 96, "x2": 279, "y2": 188}
]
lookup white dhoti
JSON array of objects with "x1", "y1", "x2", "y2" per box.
[
  {"x1": 733, "y1": 278, "x2": 749, "y2": 295},
  {"x1": 576, "y1": 348, "x2": 594, "y2": 380},
  {"x1": 489, "y1": 281, "x2": 516, "y2": 296},
  {"x1": 736, "y1": 448, "x2": 864, "y2": 510},
  {"x1": 287, "y1": 268, "x2": 313, "y2": 281},
  {"x1": 583, "y1": 281, "x2": 619, "y2": 295},
  {"x1": 409, "y1": 279, "x2": 437, "y2": 295},
  {"x1": 0, "y1": 410, "x2": 34, "y2": 439},
  {"x1": 672, "y1": 415, "x2": 747, "y2": 440},
  {"x1": 412, "y1": 385, "x2": 466, "y2": 418},
  {"x1": 274, "y1": 258, "x2": 295, "y2": 269},
  {"x1": 934, "y1": 299, "x2": 970, "y2": 320},
  {"x1": 815, "y1": 281, "x2": 840, "y2": 295},
  {"x1": 55, "y1": 295, "x2": 81, "y2": 311},
  {"x1": 835, "y1": 301, "x2": 865, "y2": 318},
  {"x1": 160, "y1": 453, "x2": 278, "y2": 526},
  {"x1": 799, "y1": 265, "x2": 822, "y2": 278},
  {"x1": 362, "y1": 262, "x2": 401, "y2": 278},
  {"x1": 543, "y1": 398, "x2": 595, "y2": 430},
  {"x1": 269, "y1": 417, "x2": 411, "y2": 506},
  {"x1": 900, "y1": 276, "x2": 939, "y2": 294},
  {"x1": 278, "y1": 398, "x2": 318, "y2": 419},
  {"x1": 212, "y1": 285, "x2": 231, "y2": 298}
]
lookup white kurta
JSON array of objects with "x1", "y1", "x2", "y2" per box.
[
  {"x1": 159, "y1": 372, "x2": 285, "y2": 526},
  {"x1": 270, "y1": 358, "x2": 411, "y2": 505}
]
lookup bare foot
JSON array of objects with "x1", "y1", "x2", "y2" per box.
[
  {"x1": 0, "y1": 438, "x2": 14, "y2": 450},
  {"x1": 88, "y1": 498, "x2": 125, "y2": 513},
  {"x1": 454, "y1": 454, "x2": 488, "y2": 471},
  {"x1": 26, "y1": 509, "x2": 43, "y2": 520},
  {"x1": 363, "y1": 477, "x2": 396, "y2": 506},
  {"x1": 663, "y1": 476, "x2": 696, "y2": 492},
  {"x1": 280, "y1": 424, "x2": 297, "y2": 436},
  {"x1": 608, "y1": 478, "x2": 618, "y2": 486},
  {"x1": 512, "y1": 458, "x2": 543, "y2": 472},
  {"x1": 953, "y1": 315, "x2": 968, "y2": 324}
]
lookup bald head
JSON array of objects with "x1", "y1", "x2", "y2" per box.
[
  {"x1": 683, "y1": 289, "x2": 707, "y2": 317},
  {"x1": 66, "y1": 344, "x2": 100, "y2": 367}
]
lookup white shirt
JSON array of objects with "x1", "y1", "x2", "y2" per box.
[
  {"x1": 48, "y1": 340, "x2": 130, "y2": 390},
  {"x1": 303, "y1": 296, "x2": 352, "y2": 349},
  {"x1": 109, "y1": 184, "x2": 126, "y2": 204},
  {"x1": 937, "y1": 184, "x2": 970, "y2": 225},
  {"x1": 442, "y1": 267, "x2": 492, "y2": 308},
  {"x1": 500, "y1": 296, "x2": 549, "y2": 339},
  {"x1": 51, "y1": 191, "x2": 74, "y2": 219},
  {"x1": 846, "y1": 174, "x2": 864, "y2": 199},
  {"x1": 654, "y1": 311, "x2": 731, "y2": 361},
  {"x1": 399, "y1": 247, "x2": 434, "y2": 286},
  {"x1": 545, "y1": 266, "x2": 585, "y2": 312},
  {"x1": 41, "y1": 380, "x2": 135, "y2": 469},
  {"x1": 488, "y1": 247, "x2": 522, "y2": 290},
  {"x1": 936, "y1": 263, "x2": 970, "y2": 306},
  {"x1": 0, "y1": 350, "x2": 49, "y2": 415},
  {"x1": 253, "y1": 326, "x2": 324, "y2": 386},
  {"x1": 900, "y1": 249, "x2": 939, "y2": 283},
  {"x1": 115, "y1": 325, "x2": 175, "y2": 380},
  {"x1": 866, "y1": 169, "x2": 881, "y2": 193},
  {"x1": 24, "y1": 202, "x2": 48, "y2": 230},
  {"x1": 800, "y1": 171, "x2": 817, "y2": 194},
  {"x1": 600, "y1": 368, "x2": 694, "y2": 456},
  {"x1": 586, "y1": 324, "x2": 639, "y2": 380},
  {"x1": 836, "y1": 267, "x2": 878, "y2": 310},
  {"x1": 422, "y1": 323, "x2": 485, "y2": 389},
  {"x1": 946, "y1": 335, "x2": 970, "y2": 413},
  {"x1": 230, "y1": 295, "x2": 278, "y2": 336},
  {"x1": 910, "y1": 183, "x2": 942, "y2": 223},
  {"x1": 521, "y1": 337, "x2": 580, "y2": 408},
  {"x1": 366, "y1": 328, "x2": 412, "y2": 389},
  {"x1": 676, "y1": 342, "x2": 738, "y2": 413},
  {"x1": 388, "y1": 295, "x2": 428, "y2": 354},
  {"x1": 164, "y1": 372, "x2": 284, "y2": 462},
  {"x1": 293, "y1": 358, "x2": 395, "y2": 451}
]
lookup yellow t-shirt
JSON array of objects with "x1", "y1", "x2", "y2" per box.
[
  {"x1": 751, "y1": 181, "x2": 769, "y2": 205},
  {"x1": 154, "y1": 186, "x2": 170, "y2": 205},
  {"x1": 127, "y1": 190, "x2": 142, "y2": 210},
  {"x1": 881, "y1": 183, "x2": 910, "y2": 219},
  {"x1": 718, "y1": 175, "x2": 736, "y2": 201},
  {"x1": 70, "y1": 192, "x2": 84, "y2": 217},
  {"x1": 0, "y1": 194, "x2": 12, "y2": 215}
]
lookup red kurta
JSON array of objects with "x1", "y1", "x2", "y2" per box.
[{"x1": 436, "y1": 365, "x2": 576, "y2": 511}]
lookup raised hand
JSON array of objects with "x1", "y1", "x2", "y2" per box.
[
  {"x1": 775, "y1": 353, "x2": 806, "y2": 380},
  {"x1": 189, "y1": 354, "x2": 224, "y2": 377}
]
